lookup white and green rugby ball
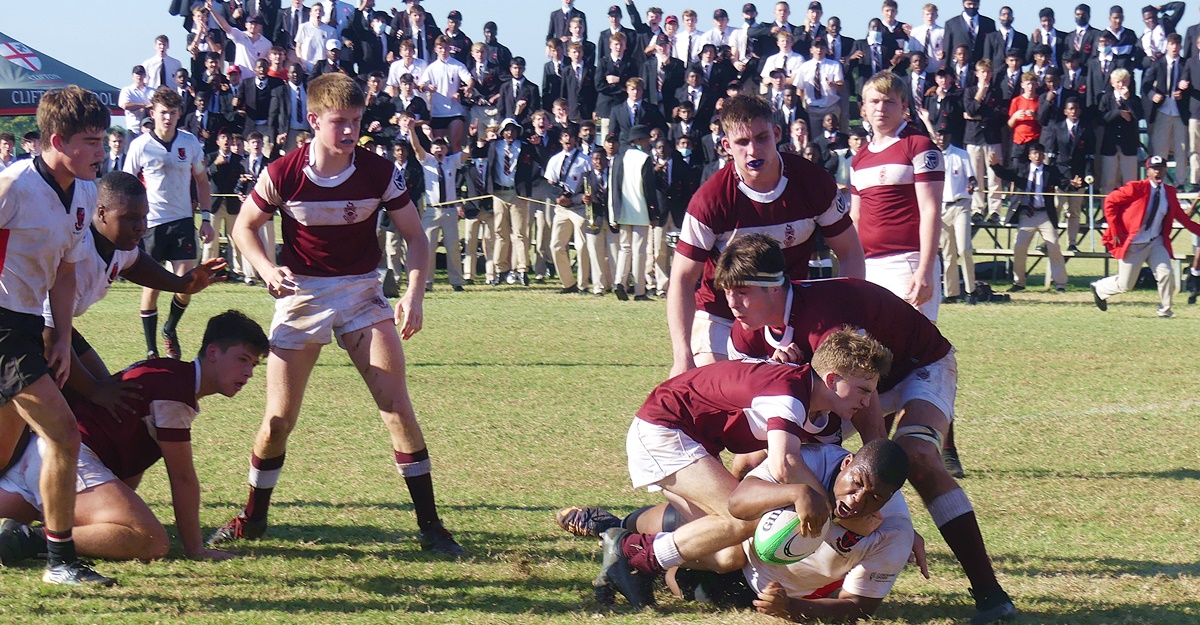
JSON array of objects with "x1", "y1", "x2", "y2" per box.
[{"x1": 753, "y1": 507, "x2": 827, "y2": 565}]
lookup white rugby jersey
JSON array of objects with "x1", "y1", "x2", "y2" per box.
[
  {"x1": 42, "y1": 227, "x2": 140, "y2": 327},
  {"x1": 125, "y1": 130, "x2": 205, "y2": 228},
  {"x1": 742, "y1": 444, "x2": 914, "y2": 600},
  {"x1": 0, "y1": 159, "x2": 94, "y2": 316}
]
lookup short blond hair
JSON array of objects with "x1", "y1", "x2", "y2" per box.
[
  {"x1": 861, "y1": 71, "x2": 908, "y2": 105},
  {"x1": 307, "y1": 73, "x2": 364, "y2": 117},
  {"x1": 1110, "y1": 68, "x2": 1131, "y2": 86},
  {"x1": 37, "y1": 86, "x2": 110, "y2": 145},
  {"x1": 923, "y1": 3, "x2": 938, "y2": 13},
  {"x1": 811, "y1": 328, "x2": 893, "y2": 382}
]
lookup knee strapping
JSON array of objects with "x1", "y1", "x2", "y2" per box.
[{"x1": 894, "y1": 424, "x2": 944, "y2": 449}]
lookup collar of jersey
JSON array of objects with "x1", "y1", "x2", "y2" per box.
[
  {"x1": 736, "y1": 152, "x2": 787, "y2": 202},
  {"x1": 867, "y1": 121, "x2": 907, "y2": 153},
  {"x1": 763, "y1": 286, "x2": 795, "y2": 350},
  {"x1": 304, "y1": 146, "x2": 357, "y2": 187}
]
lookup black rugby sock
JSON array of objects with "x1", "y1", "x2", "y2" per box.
[{"x1": 140, "y1": 310, "x2": 158, "y2": 354}]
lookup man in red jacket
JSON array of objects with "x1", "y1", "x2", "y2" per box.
[{"x1": 1091, "y1": 156, "x2": 1200, "y2": 317}]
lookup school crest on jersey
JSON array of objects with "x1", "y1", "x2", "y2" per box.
[
  {"x1": 107, "y1": 263, "x2": 120, "y2": 285},
  {"x1": 922, "y1": 151, "x2": 941, "y2": 171},
  {"x1": 783, "y1": 223, "x2": 796, "y2": 246},
  {"x1": 835, "y1": 529, "x2": 866, "y2": 554},
  {"x1": 343, "y1": 202, "x2": 357, "y2": 223},
  {"x1": 75, "y1": 206, "x2": 85, "y2": 231},
  {"x1": 177, "y1": 147, "x2": 187, "y2": 161}
]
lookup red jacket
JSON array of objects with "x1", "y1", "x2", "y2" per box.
[{"x1": 1102, "y1": 180, "x2": 1200, "y2": 260}]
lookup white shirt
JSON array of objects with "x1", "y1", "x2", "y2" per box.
[
  {"x1": 123, "y1": 130, "x2": 205, "y2": 227},
  {"x1": 728, "y1": 23, "x2": 754, "y2": 62},
  {"x1": 421, "y1": 153, "x2": 463, "y2": 206},
  {"x1": 760, "y1": 51, "x2": 805, "y2": 81},
  {"x1": 418, "y1": 57, "x2": 473, "y2": 118},
  {"x1": 674, "y1": 30, "x2": 701, "y2": 63},
  {"x1": 287, "y1": 83, "x2": 308, "y2": 129},
  {"x1": 740, "y1": 445, "x2": 914, "y2": 602},
  {"x1": 42, "y1": 228, "x2": 141, "y2": 327},
  {"x1": 795, "y1": 58, "x2": 842, "y2": 108},
  {"x1": 0, "y1": 159, "x2": 95, "y2": 316},
  {"x1": 226, "y1": 28, "x2": 273, "y2": 71},
  {"x1": 142, "y1": 54, "x2": 183, "y2": 89},
  {"x1": 544, "y1": 148, "x2": 592, "y2": 196},
  {"x1": 940, "y1": 145, "x2": 969, "y2": 201},
  {"x1": 295, "y1": 22, "x2": 336, "y2": 70},
  {"x1": 1142, "y1": 24, "x2": 1167, "y2": 58},
  {"x1": 910, "y1": 23, "x2": 945, "y2": 60},
  {"x1": 386, "y1": 57, "x2": 427, "y2": 89},
  {"x1": 699, "y1": 25, "x2": 737, "y2": 49},
  {"x1": 1133, "y1": 182, "x2": 1170, "y2": 243},
  {"x1": 119, "y1": 83, "x2": 152, "y2": 133}
]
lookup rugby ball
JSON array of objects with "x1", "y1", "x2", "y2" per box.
[{"x1": 753, "y1": 507, "x2": 827, "y2": 565}]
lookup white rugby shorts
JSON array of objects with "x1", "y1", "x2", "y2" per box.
[
  {"x1": 0, "y1": 436, "x2": 116, "y2": 511},
  {"x1": 626, "y1": 418, "x2": 709, "y2": 491},
  {"x1": 690, "y1": 311, "x2": 735, "y2": 358},
  {"x1": 864, "y1": 251, "x2": 942, "y2": 322},
  {"x1": 269, "y1": 271, "x2": 395, "y2": 350},
  {"x1": 879, "y1": 349, "x2": 957, "y2": 422}
]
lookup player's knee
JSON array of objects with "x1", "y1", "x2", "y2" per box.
[
  {"x1": 899, "y1": 438, "x2": 945, "y2": 487},
  {"x1": 141, "y1": 527, "x2": 171, "y2": 562},
  {"x1": 261, "y1": 414, "x2": 297, "y2": 442}
]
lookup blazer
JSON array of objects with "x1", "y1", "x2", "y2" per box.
[
  {"x1": 206, "y1": 150, "x2": 244, "y2": 212},
  {"x1": 924, "y1": 89, "x2": 965, "y2": 145},
  {"x1": 1098, "y1": 91, "x2": 1143, "y2": 156},
  {"x1": 771, "y1": 103, "x2": 807, "y2": 137},
  {"x1": 1141, "y1": 56, "x2": 1190, "y2": 123},
  {"x1": 1066, "y1": 26, "x2": 1101, "y2": 60},
  {"x1": 1085, "y1": 55, "x2": 1134, "y2": 108},
  {"x1": 100, "y1": 153, "x2": 126, "y2": 176},
  {"x1": 594, "y1": 53, "x2": 642, "y2": 119},
  {"x1": 275, "y1": 5, "x2": 309, "y2": 45},
  {"x1": 989, "y1": 160, "x2": 1063, "y2": 224},
  {"x1": 982, "y1": 28, "x2": 1029, "y2": 70},
  {"x1": 562, "y1": 62, "x2": 597, "y2": 121},
  {"x1": 548, "y1": 6, "x2": 587, "y2": 42},
  {"x1": 542, "y1": 60, "x2": 566, "y2": 107},
  {"x1": 1102, "y1": 179, "x2": 1200, "y2": 258},
  {"x1": 1182, "y1": 56, "x2": 1200, "y2": 118},
  {"x1": 607, "y1": 100, "x2": 668, "y2": 145},
  {"x1": 1046, "y1": 119, "x2": 1096, "y2": 182},
  {"x1": 640, "y1": 55, "x2": 686, "y2": 111},
  {"x1": 674, "y1": 84, "x2": 718, "y2": 128},
  {"x1": 498, "y1": 78, "x2": 541, "y2": 126},
  {"x1": 1028, "y1": 28, "x2": 1068, "y2": 66},
  {"x1": 667, "y1": 120, "x2": 703, "y2": 145},
  {"x1": 943, "y1": 13, "x2": 997, "y2": 64},
  {"x1": 654, "y1": 152, "x2": 699, "y2": 226}
]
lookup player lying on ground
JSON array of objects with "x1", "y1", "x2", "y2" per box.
[
  {"x1": 209, "y1": 72, "x2": 464, "y2": 556},
  {"x1": 41, "y1": 171, "x2": 224, "y2": 415},
  {"x1": 560, "y1": 440, "x2": 926, "y2": 621},
  {"x1": 592, "y1": 331, "x2": 893, "y2": 608},
  {"x1": 0, "y1": 311, "x2": 267, "y2": 563},
  {"x1": 717, "y1": 233, "x2": 1016, "y2": 624}
]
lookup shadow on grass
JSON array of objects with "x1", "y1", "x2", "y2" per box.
[
  {"x1": 971, "y1": 468, "x2": 1200, "y2": 480},
  {"x1": 876, "y1": 598, "x2": 1200, "y2": 624}
]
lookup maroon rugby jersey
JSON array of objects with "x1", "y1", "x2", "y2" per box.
[
  {"x1": 250, "y1": 144, "x2": 413, "y2": 277},
  {"x1": 72, "y1": 359, "x2": 199, "y2": 481},
  {"x1": 636, "y1": 359, "x2": 821, "y2": 455},
  {"x1": 677, "y1": 152, "x2": 852, "y2": 320},
  {"x1": 729, "y1": 278, "x2": 952, "y2": 392},
  {"x1": 849, "y1": 123, "x2": 944, "y2": 258}
]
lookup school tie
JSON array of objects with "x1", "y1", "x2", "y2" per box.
[
  {"x1": 1143, "y1": 186, "x2": 1165, "y2": 232},
  {"x1": 294, "y1": 89, "x2": 303, "y2": 124},
  {"x1": 812, "y1": 71, "x2": 822, "y2": 99},
  {"x1": 968, "y1": 18, "x2": 977, "y2": 44},
  {"x1": 438, "y1": 161, "x2": 447, "y2": 203},
  {"x1": 631, "y1": 103, "x2": 639, "y2": 126},
  {"x1": 158, "y1": 62, "x2": 167, "y2": 87},
  {"x1": 924, "y1": 28, "x2": 932, "y2": 52},
  {"x1": 559, "y1": 149, "x2": 573, "y2": 184},
  {"x1": 686, "y1": 34, "x2": 693, "y2": 61},
  {"x1": 504, "y1": 143, "x2": 514, "y2": 175},
  {"x1": 871, "y1": 45, "x2": 881, "y2": 72}
]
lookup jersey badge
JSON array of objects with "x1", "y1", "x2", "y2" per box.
[
  {"x1": 343, "y1": 202, "x2": 357, "y2": 223},
  {"x1": 922, "y1": 151, "x2": 940, "y2": 171},
  {"x1": 75, "y1": 206, "x2": 85, "y2": 231},
  {"x1": 784, "y1": 223, "x2": 795, "y2": 246},
  {"x1": 878, "y1": 168, "x2": 887, "y2": 184},
  {"x1": 836, "y1": 192, "x2": 848, "y2": 214},
  {"x1": 177, "y1": 147, "x2": 187, "y2": 161},
  {"x1": 835, "y1": 529, "x2": 866, "y2": 554}
]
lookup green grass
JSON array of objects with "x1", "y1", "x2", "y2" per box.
[{"x1": 1, "y1": 255, "x2": 1198, "y2": 624}]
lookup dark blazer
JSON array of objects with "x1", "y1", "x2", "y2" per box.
[
  {"x1": 1142, "y1": 55, "x2": 1190, "y2": 123},
  {"x1": 392, "y1": 94, "x2": 430, "y2": 121},
  {"x1": 237, "y1": 151, "x2": 271, "y2": 196},
  {"x1": 1036, "y1": 87, "x2": 1068, "y2": 125},
  {"x1": 983, "y1": 28, "x2": 1029, "y2": 70},
  {"x1": 239, "y1": 75, "x2": 285, "y2": 132},
  {"x1": 355, "y1": 31, "x2": 397, "y2": 76},
  {"x1": 963, "y1": 81, "x2": 1005, "y2": 145},
  {"x1": 989, "y1": 160, "x2": 1063, "y2": 224},
  {"x1": 772, "y1": 103, "x2": 807, "y2": 137},
  {"x1": 275, "y1": 4, "x2": 309, "y2": 45},
  {"x1": 594, "y1": 53, "x2": 642, "y2": 119},
  {"x1": 667, "y1": 119, "x2": 703, "y2": 145},
  {"x1": 1060, "y1": 66, "x2": 1086, "y2": 95},
  {"x1": 498, "y1": 78, "x2": 541, "y2": 126},
  {"x1": 548, "y1": 6, "x2": 587, "y2": 42},
  {"x1": 1027, "y1": 28, "x2": 1069, "y2": 66},
  {"x1": 596, "y1": 26, "x2": 638, "y2": 53},
  {"x1": 1067, "y1": 25, "x2": 1101, "y2": 60},
  {"x1": 698, "y1": 132, "x2": 722, "y2": 164},
  {"x1": 467, "y1": 59, "x2": 503, "y2": 102},
  {"x1": 1085, "y1": 55, "x2": 1133, "y2": 108},
  {"x1": 905, "y1": 70, "x2": 935, "y2": 121},
  {"x1": 1046, "y1": 118, "x2": 1096, "y2": 183},
  {"x1": 100, "y1": 152, "x2": 126, "y2": 176},
  {"x1": 640, "y1": 55, "x2": 686, "y2": 111},
  {"x1": 1105, "y1": 27, "x2": 1142, "y2": 66},
  {"x1": 794, "y1": 22, "x2": 828, "y2": 54},
  {"x1": 363, "y1": 91, "x2": 396, "y2": 135},
  {"x1": 813, "y1": 129, "x2": 849, "y2": 153},
  {"x1": 1184, "y1": 23, "x2": 1200, "y2": 60},
  {"x1": 607, "y1": 100, "x2": 668, "y2": 144},
  {"x1": 690, "y1": 60, "x2": 737, "y2": 93},
  {"x1": 1182, "y1": 56, "x2": 1200, "y2": 118},
  {"x1": 543, "y1": 60, "x2": 567, "y2": 106},
  {"x1": 1099, "y1": 91, "x2": 1143, "y2": 155},
  {"x1": 206, "y1": 150, "x2": 244, "y2": 213},
  {"x1": 674, "y1": 84, "x2": 718, "y2": 128},
  {"x1": 654, "y1": 152, "x2": 698, "y2": 227},
  {"x1": 562, "y1": 62, "x2": 597, "y2": 121},
  {"x1": 849, "y1": 40, "x2": 902, "y2": 93},
  {"x1": 924, "y1": 89, "x2": 965, "y2": 146},
  {"x1": 943, "y1": 13, "x2": 996, "y2": 64},
  {"x1": 396, "y1": 23, "x2": 443, "y2": 63},
  {"x1": 880, "y1": 21, "x2": 910, "y2": 53}
]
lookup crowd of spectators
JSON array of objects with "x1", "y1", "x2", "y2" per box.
[{"x1": 94, "y1": 0, "x2": 1200, "y2": 294}]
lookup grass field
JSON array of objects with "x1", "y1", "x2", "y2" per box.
[{"x1": 0, "y1": 254, "x2": 1197, "y2": 624}]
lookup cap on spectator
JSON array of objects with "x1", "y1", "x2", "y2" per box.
[
  {"x1": 326, "y1": 39, "x2": 341, "y2": 50},
  {"x1": 511, "y1": 56, "x2": 526, "y2": 68},
  {"x1": 132, "y1": 64, "x2": 146, "y2": 75},
  {"x1": 743, "y1": 3, "x2": 758, "y2": 13},
  {"x1": 608, "y1": 5, "x2": 622, "y2": 17},
  {"x1": 141, "y1": 117, "x2": 154, "y2": 129},
  {"x1": 484, "y1": 21, "x2": 498, "y2": 32},
  {"x1": 768, "y1": 67, "x2": 787, "y2": 78},
  {"x1": 1146, "y1": 155, "x2": 1167, "y2": 168},
  {"x1": 247, "y1": 14, "x2": 266, "y2": 26},
  {"x1": 655, "y1": 33, "x2": 670, "y2": 47},
  {"x1": 404, "y1": 0, "x2": 422, "y2": 5},
  {"x1": 809, "y1": 1, "x2": 823, "y2": 11},
  {"x1": 713, "y1": 8, "x2": 729, "y2": 19},
  {"x1": 358, "y1": 136, "x2": 374, "y2": 147},
  {"x1": 664, "y1": 15, "x2": 679, "y2": 26},
  {"x1": 628, "y1": 125, "x2": 652, "y2": 141},
  {"x1": 725, "y1": 79, "x2": 741, "y2": 91},
  {"x1": 500, "y1": 117, "x2": 522, "y2": 133},
  {"x1": 227, "y1": 64, "x2": 242, "y2": 75},
  {"x1": 448, "y1": 10, "x2": 462, "y2": 22}
]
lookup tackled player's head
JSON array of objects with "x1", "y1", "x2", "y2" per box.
[
  {"x1": 306, "y1": 73, "x2": 366, "y2": 154},
  {"x1": 715, "y1": 234, "x2": 788, "y2": 331},
  {"x1": 810, "y1": 328, "x2": 892, "y2": 419},
  {"x1": 832, "y1": 439, "x2": 909, "y2": 519},
  {"x1": 199, "y1": 310, "x2": 269, "y2": 397},
  {"x1": 95, "y1": 172, "x2": 149, "y2": 251},
  {"x1": 36, "y1": 86, "x2": 110, "y2": 180}
]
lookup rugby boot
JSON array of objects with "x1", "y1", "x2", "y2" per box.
[
  {"x1": 970, "y1": 586, "x2": 1017, "y2": 624},
  {"x1": 594, "y1": 528, "x2": 656, "y2": 609},
  {"x1": 206, "y1": 513, "x2": 267, "y2": 546},
  {"x1": 417, "y1": 522, "x2": 467, "y2": 557},
  {"x1": 162, "y1": 328, "x2": 182, "y2": 359},
  {"x1": 556, "y1": 506, "x2": 621, "y2": 538},
  {"x1": 43, "y1": 560, "x2": 117, "y2": 587},
  {"x1": 0, "y1": 519, "x2": 44, "y2": 565}
]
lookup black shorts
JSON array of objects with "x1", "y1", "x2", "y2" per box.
[
  {"x1": 430, "y1": 115, "x2": 465, "y2": 130},
  {"x1": 0, "y1": 308, "x2": 49, "y2": 408},
  {"x1": 71, "y1": 328, "x2": 94, "y2": 357},
  {"x1": 141, "y1": 217, "x2": 198, "y2": 263}
]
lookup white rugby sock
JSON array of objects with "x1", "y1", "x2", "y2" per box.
[
  {"x1": 927, "y1": 488, "x2": 974, "y2": 528},
  {"x1": 652, "y1": 532, "x2": 684, "y2": 569}
]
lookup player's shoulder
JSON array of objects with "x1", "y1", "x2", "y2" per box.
[
  {"x1": 900, "y1": 125, "x2": 938, "y2": 151},
  {"x1": 176, "y1": 129, "x2": 203, "y2": 148},
  {"x1": 121, "y1": 358, "x2": 198, "y2": 406},
  {"x1": 126, "y1": 132, "x2": 155, "y2": 153}
]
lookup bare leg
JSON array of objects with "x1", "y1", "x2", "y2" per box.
[{"x1": 72, "y1": 480, "x2": 169, "y2": 561}]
